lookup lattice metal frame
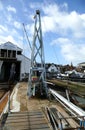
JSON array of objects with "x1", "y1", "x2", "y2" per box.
[{"x1": 28, "y1": 10, "x2": 48, "y2": 98}]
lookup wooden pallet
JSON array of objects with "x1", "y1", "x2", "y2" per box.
[{"x1": 3, "y1": 110, "x2": 52, "y2": 130}]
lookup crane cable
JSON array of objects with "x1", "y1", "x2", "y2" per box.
[
  {"x1": 23, "y1": 23, "x2": 32, "y2": 51},
  {"x1": 22, "y1": 23, "x2": 32, "y2": 74}
]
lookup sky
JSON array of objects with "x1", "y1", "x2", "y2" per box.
[{"x1": 0, "y1": 0, "x2": 85, "y2": 66}]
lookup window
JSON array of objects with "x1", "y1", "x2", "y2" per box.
[{"x1": 17, "y1": 51, "x2": 21, "y2": 55}]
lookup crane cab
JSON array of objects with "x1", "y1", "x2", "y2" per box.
[
  {"x1": 32, "y1": 75, "x2": 38, "y2": 83},
  {"x1": 31, "y1": 70, "x2": 39, "y2": 83}
]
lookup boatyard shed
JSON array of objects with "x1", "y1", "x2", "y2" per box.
[{"x1": 0, "y1": 41, "x2": 31, "y2": 82}]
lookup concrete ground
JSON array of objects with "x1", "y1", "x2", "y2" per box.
[{"x1": 10, "y1": 82, "x2": 53, "y2": 112}]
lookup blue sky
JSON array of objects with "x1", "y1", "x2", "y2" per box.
[{"x1": 0, "y1": 0, "x2": 85, "y2": 66}]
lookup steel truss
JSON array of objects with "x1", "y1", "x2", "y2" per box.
[{"x1": 28, "y1": 10, "x2": 48, "y2": 98}]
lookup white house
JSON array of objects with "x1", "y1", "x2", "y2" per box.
[
  {"x1": 48, "y1": 63, "x2": 58, "y2": 73},
  {"x1": 0, "y1": 41, "x2": 31, "y2": 81}
]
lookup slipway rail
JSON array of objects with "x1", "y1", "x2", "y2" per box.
[
  {"x1": 0, "y1": 91, "x2": 9, "y2": 119},
  {"x1": 49, "y1": 88, "x2": 85, "y2": 128}
]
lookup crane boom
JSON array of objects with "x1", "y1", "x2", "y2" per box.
[{"x1": 23, "y1": 23, "x2": 32, "y2": 50}]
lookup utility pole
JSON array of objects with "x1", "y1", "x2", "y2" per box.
[{"x1": 28, "y1": 10, "x2": 48, "y2": 98}]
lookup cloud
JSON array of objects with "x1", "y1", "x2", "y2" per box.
[
  {"x1": 51, "y1": 38, "x2": 72, "y2": 45},
  {"x1": 0, "y1": 23, "x2": 23, "y2": 49},
  {"x1": 51, "y1": 37, "x2": 85, "y2": 65},
  {"x1": 62, "y1": 43, "x2": 85, "y2": 64},
  {"x1": 37, "y1": 2, "x2": 85, "y2": 65},
  {"x1": 29, "y1": 2, "x2": 43, "y2": 10},
  {"x1": 6, "y1": 14, "x2": 14, "y2": 23},
  {"x1": 0, "y1": 1, "x2": 85, "y2": 65},
  {"x1": 0, "y1": 1, "x2": 3, "y2": 10},
  {"x1": 40, "y1": 3, "x2": 85, "y2": 39},
  {"x1": 61, "y1": 2, "x2": 68, "y2": 10},
  {"x1": 21, "y1": 2, "x2": 85, "y2": 64},
  {"x1": 14, "y1": 21, "x2": 21, "y2": 29},
  {"x1": 6, "y1": 35, "x2": 16, "y2": 43},
  {"x1": 0, "y1": 35, "x2": 15, "y2": 44},
  {"x1": 29, "y1": 2, "x2": 85, "y2": 39},
  {"x1": 0, "y1": 25, "x2": 8, "y2": 34},
  {"x1": 7, "y1": 5, "x2": 16, "y2": 13}
]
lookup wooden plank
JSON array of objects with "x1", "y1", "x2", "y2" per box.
[
  {"x1": 6, "y1": 116, "x2": 44, "y2": 121},
  {"x1": 8, "y1": 111, "x2": 43, "y2": 116},
  {"x1": 4, "y1": 111, "x2": 51, "y2": 130},
  {"x1": 52, "y1": 105, "x2": 79, "y2": 128},
  {"x1": 4, "y1": 125, "x2": 50, "y2": 130},
  {"x1": 48, "y1": 79, "x2": 85, "y2": 96},
  {"x1": 6, "y1": 118, "x2": 45, "y2": 123},
  {"x1": 5, "y1": 123, "x2": 48, "y2": 128}
]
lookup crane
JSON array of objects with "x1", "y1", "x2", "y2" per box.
[{"x1": 27, "y1": 10, "x2": 48, "y2": 98}]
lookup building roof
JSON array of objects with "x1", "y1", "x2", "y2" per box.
[
  {"x1": 0, "y1": 41, "x2": 22, "y2": 51},
  {"x1": 78, "y1": 62, "x2": 85, "y2": 67},
  {"x1": 48, "y1": 63, "x2": 58, "y2": 72}
]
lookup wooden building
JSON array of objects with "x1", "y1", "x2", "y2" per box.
[{"x1": 0, "y1": 41, "x2": 30, "y2": 82}]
